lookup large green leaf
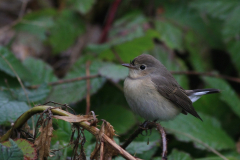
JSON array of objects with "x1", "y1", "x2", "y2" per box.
[
  {"x1": 162, "y1": 112, "x2": 235, "y2": 150},
  {"x1": 154, "y1": 149, "x2": 192, "y2": 160},
  {"x1": 23, "y1": 57, "x2": 58, "y2": 85},
  {"x1": 48, "y1": 10, "x2": 85, "y2": 53},
  {"x1": 190, "y1": 0, "x2": 238, "y2": 20},
  {"x1": 100, "y1": 29, "x2": 159, "y2": 62},
  {"x1": 67, "y1": 0, "x2": 95, "y2": 14},
  {"x1": 0, "y1": 91, "x2": 29, "y2": 126},
  {"x1": 13, "y1": 84, "x2": 50, "y2": 102},
  {"x1": 155, "y1": 21, "x2": 183, "y2": 51},
  {"x1": 0, "y1": 139, "x2": 24, "y2": 160},
  {"x1": 99, "y1": 63, "x2": 128, "y2": 82},
  {"x1": 0, "y1": 47, "x2": 31, "y2": 82},
  {"x1": 203, "y1": 77, "x2": 240, "y2": 118},
  {"x1": 95, "y1": 104, "x2": 136, "y2": 134},
  {"x1": 14, "y1": 9, "x2": 56, "y2": 40},
  {"x1": 2, "y1": 139, "x2": 37, "y2": 160},
  {"x1": 227, "y1": 41, "x2": 240, "y2": 73},
  {"x1": 48, "y1": 59, "x2": 106, "y2": 104}
]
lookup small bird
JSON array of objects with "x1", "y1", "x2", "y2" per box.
[{"x1": 122, "y1": 54, "x2": 220, "y2": 121}]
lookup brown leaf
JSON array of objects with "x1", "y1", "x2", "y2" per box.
[
  {"x1": 53, "y1": 115, "x2": 94, "y2": 122},
  {"x1": 34, "y1": 119, "x2": 53, "y2": 160},
  {"x1": 237, "y1": 138, "x2": 240, "y2": 154},
  {"x1": 90, "y1": 120, "x2": 118, "y2": 160}
]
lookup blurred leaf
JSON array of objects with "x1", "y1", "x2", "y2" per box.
[
  {"x1": 0, "y1": 139, "x2": 24, "y2": 160},
  {"x1": 99, "y1": 63, "x2": 128, "y2": 82},
  {"x1": 49, "y1": 142, "x2": 68, "y2": 160},
  {"x1": 222, "y1": 6, "x2": 240, "y2": 39},
  {"x1": 154, "y1": 149, "x2": 192, "y2": 160},
  {"x1": 0, "y1": 91, "x2": 29, "y2": 126},
  {"x1": 189, "y1": 0, "x2": 238, "y2": 20},
  {"x1": 14, "y1": 84, "x2": 50, "y2": 102},
  {"x1": 2, "y1": 139, "x2": 37, "y2": 160},
  {"x1": 95, "y1": 104, "x2": 136, "y2": 134},
  {"x1": 48, "y1": 59, "x2": 106, "y2": 104},
  {"x1": 155, "y1": 21, "x2": 183, "y2": 51},
  {"x1": 100, "y1": 29, "x2": 159, "y2": 62},
  {"x1": 52, "y1": 119, "x2": 72, "y2": 144},
  {"x1": 196, "y1": 157, "x2": 238, "y2": 160},
  {"x1": 203, "y1": 77, "x2": 240, "y2": 118},
  {"x1": 0, "y1": 47, "x2": 31, "y2": 82},
  {"x1": 126, "y1": 141, "x2": 158, "y2": 158},
  {"x1": 162, "y1": 112, "x2": 235, "y2": 150},
  {"x1": 23, "y1": 57, "x2": 58, "y2": 85},
  {"x1": 48, "y1": 10, "x2": 85, "y2": 53},
  {"x1": 15, "y1": 9, "x2": 56, "y2": 40},
  {"x1": 67, "y1": 0, "x2": 95, "y2": 14},
  {"x1": 227, "y1": 41, "x2": 240, "y2": 73}
]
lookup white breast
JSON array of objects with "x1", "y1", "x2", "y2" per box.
[{"x1": 124, "y1": 77, "x2": 181, "y2": 121}]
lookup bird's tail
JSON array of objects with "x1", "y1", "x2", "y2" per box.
[{"x1": 186, "y1": 88, "x2": 220, "y2": 103}]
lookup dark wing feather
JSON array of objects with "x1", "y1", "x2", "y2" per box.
[{"x1": 151, "y1": 75, "x2": 202, "y2": 121}]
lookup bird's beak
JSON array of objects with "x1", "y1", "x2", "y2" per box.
[{"x1": 122, "y1": 63, "x2": 136, "y2": 69}]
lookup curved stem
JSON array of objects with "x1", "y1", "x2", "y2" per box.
[{"x1": 0, "y1": 106, "x2": 137, "y2": 160}]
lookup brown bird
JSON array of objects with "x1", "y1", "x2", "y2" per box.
[{"x1": 122, "y1": 54, "x2": 220, "y2": 121}]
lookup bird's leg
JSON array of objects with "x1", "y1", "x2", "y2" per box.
[{"x1": 155, "y1": 122, "x2": 168, "y2": 160}]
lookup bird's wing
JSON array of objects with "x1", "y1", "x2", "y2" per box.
[{"x1": 151, "y1": 75, "x2": 202, "y2": 121}]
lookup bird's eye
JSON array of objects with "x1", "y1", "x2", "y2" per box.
[{"x1": 140, "y1": 65, "x2": 146, "y2": 70}]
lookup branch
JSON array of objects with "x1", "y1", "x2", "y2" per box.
[
  {"x1": 171, "y1": 71, "x2": 240, "y2": 84},
  {"x1": 99, "y1": 0, "x2": 122, "y2": 43},
  {"x1": 0, "y1": 106, "x2": 138, "y2": 160},
  {"x1": 29, "y1": 74, "x2": 100, "y2": 89}
]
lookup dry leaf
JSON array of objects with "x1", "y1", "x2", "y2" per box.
[
  {"x1": 34, "y1": 119, "x2": 53, "y2": 160},
  {"x1": 53, "y1": 115, "x2": 94, "y2": 122},
  {"x1": 90, "y1": 120, "x2": 118, "y2": 160}
]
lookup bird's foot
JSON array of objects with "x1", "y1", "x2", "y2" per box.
[{"x1": 139, "y1": 120, "x2": 154, "y2": 136}]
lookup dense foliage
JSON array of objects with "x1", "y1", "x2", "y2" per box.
[{"x1": 0, "y1": 0, "x2": 240, "y2": 159}]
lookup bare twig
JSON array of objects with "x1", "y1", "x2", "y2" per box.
[
  {"x1": 86, "y1": 61, "x2": 91, "y2": 114},
  {"x1": 111, "y1": 47, "x2": 124, "y2": 64},
  {"x1": 29, "y1": 74, "x2": 100, "y2": 89},
  {"x1": 0, "y1": 0, "x2": 29, "y2": 35},
  {"x1": 99, "y1": 0, "x2": 122, "y2": 43},
  {"x1": 19, "y1": 0, "x2": 29, "y2": 17},
  {"x1": 171, "y1": 71, "x2": 240, "y2": 84}
]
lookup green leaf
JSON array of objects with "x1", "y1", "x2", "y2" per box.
[
  {"x1": 155, "y1": 21, "x2": 183, "y2": 51},
  {"x1": 162, "y1": 112, "x2": 235, "y2": 150},
  {"x1": 15, "y1": 9, "x2": 56, "y2": 40},
  {"x1": 0, "y1": 91, "x2": 29, "y2": 125},
  {"x1": 190, "y1": 0, "x2": 238, "y2": 20},
  {"x1": 23, "y1": 57, "x2": 58, "y2": 85},
  {"x1": 126, "y1": 141, "x2": 158, "y2": 158},
  {"x1": 203, "y1": 77, "x2": 240, "y2": 118},
  {"x1": 13, "y1": 84, "x2": 50, "y2": 102},
  {"x1": 0, "y1": 139, "x2": 24, "y2": 160},
  {"x1": 48, "y1": 10, "x2": 85, "y2": 53},
  {"x1": 100, "y1": 29, "x2": 159, "y2": 62},
  {"x1": 95, "y1": 104, "x2": 136, "y2": 134},
  {"x1": 154, "y1": 149, "x2": 192, "y2": 160},
  {"x1": 0, "y1": 47, "x2": 31, "y2": 82},
  {"x1": 99, "y1": 63, "x2": 128, "y2": 82},
  {"x1": 48, "y1": 58, "x2": 106, "y2": 104},
  {"x1": 2, "y1": 139, "x2": 37, "y2": 160},
  {"x1": 67, "y1": 0, "x2": 95, "y2": 14},
  {"x1": 196, "y1": 157, "x2": 238, "y2": 160},
  {"x1": 227, "y1": 41, "x2": 240, "y2": 73},
  {"x1": 222, "y1": 6, "x2": 240, "y2": 39}
]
